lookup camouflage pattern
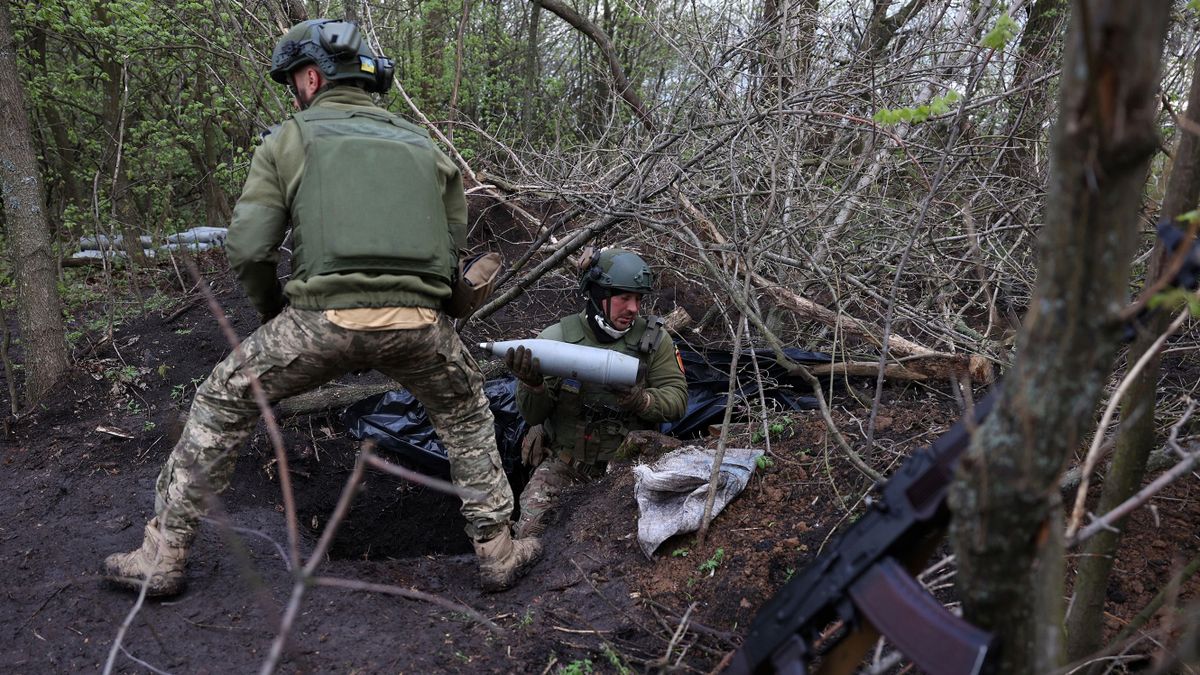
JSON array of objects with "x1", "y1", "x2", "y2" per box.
[
  {"x1": 512, "y1": 312, "x2": 686, "y2": 537},
  {"x1": 515, "y1": 313, "x2": 688, "y2": 463},
  {"x1": 155, "y1": 307, "x2": 512, "y2": 543},
  {"x1": 514, "y1": 457, "x2": 605, "y2": 539}
]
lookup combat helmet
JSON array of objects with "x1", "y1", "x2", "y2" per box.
[
  {"x1": 578, "y1": 248, "x2": 653, "y2": 340},
  {"x1": 269, "y1": 19, "x2": 395, "y2": 94},
  {"x1": 578, "y1": 248, "x2": 654, "y2": 296}
]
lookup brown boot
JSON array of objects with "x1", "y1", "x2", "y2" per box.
[
  {"x1": 103, "y1": 517, "x2": 190, "y2": 597},
  {"x1": 474, "y1": 529, "x2": 542, "y2": 593}
]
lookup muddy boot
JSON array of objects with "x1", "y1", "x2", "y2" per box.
[
  {"x1": 474, "y1": 529, "x2": 542, "y2": 593},
  {"x1": 103, "y1": 517, "x2": 190, "y2": 597}
]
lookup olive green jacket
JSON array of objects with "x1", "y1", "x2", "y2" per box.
[
  {"x1": 225, "y1": 87, "x2": 467, "y2": 317},
  {"x1": 516, "y1": 312, "x2": 689, "y2": 463}
]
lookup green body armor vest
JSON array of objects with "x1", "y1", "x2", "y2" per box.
[
  {"x1": 545, "y1": 314, "x2": 666, "y2": 464},
  {"x1": 289, "y1": 108, "x2": 455, "y2": 283}
]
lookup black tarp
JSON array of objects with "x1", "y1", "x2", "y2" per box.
[{"x1": 342, "y1": 347, "x2": 830, "y2": 479}]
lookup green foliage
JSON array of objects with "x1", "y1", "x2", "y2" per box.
[
  {"x1": 1148, "y1": 288, "x2": 1200, "y2": 317},
  {"x1": 558, "y1": 658, "x2": 594, "y2": 675},
  {"x1": 755, "y1": 455, "x2": 775, "y2": 470},
  {"x1": 105, "y1": 364, "x2": 142, "y2": 385},
  {"x1": 873, "y1": 91, "x2": 961, "y2": 126},
  {"x1": 1176, "y1": 209, "x2": 1200, "y2": 225},
  {"x1": 601, "y1": 644, "x2": 631, "y2": 675},
  {"x1": 697, "y1": 548, "x2": 725, "y2": 575},
  {"x1": 1190, "y1": 0, "x2": 1200, "y2": 16},
  {"x1": 671, "y1": 547, "x2": 690, "y2": 557},
  {"x1": 752, "y1": 417, "x2": 794, "y2": 444},
  {"x1": 171, "y1": 377, "x2": 205, "y2": 404},
  {"x1": 981, "y1": 13, "x2": 1019, "y2": 50}
]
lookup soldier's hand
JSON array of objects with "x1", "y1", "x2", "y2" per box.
[
  {"x1": 521, "y1": 424, "x2": 548, "y2": 467},
  {"x1": 613, "y1": 381, "x2": 653, "y2": 416},
  {"x1": 505, "y1": 346, "x2": 544, "y2": 388}
]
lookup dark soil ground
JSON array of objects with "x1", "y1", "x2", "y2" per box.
[{"x1": 3, "y1": 204, "x2": 1200, "y2": 673}]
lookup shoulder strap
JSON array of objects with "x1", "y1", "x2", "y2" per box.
[
  {"x1": 635, "y1": 315, "x2": 666, "y2": 356},
  {"x1": 560, "y1": 314, "x2": 588, "y2": 344}
]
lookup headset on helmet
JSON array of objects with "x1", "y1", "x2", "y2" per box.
[{"x1": 270, "y1": 19, "x2": 395, "y2": 94}]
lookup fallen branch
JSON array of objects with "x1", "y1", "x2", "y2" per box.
[
  {"x1": 677, "y1": 185, "x2": 989, "y2": 383},
  {"x1": 275, "y1": 383, "x2": 397, "y2": 417},
  {"x1": 809, "y1": 361, "x2": 930, "y2": 381},
  {"x1": 753, "y1": 273, "x2": 992, "y2": 382}
]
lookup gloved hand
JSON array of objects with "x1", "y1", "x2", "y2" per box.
[
  {"x1": 505, "y1": 346, "x2": 544, "y2": 388},
  {"x1": 613, "y1": 381, "x2": 653, "y2": 416},
  {"x1": 521, "y1": 424, "x2": 548, "y2": 467}
]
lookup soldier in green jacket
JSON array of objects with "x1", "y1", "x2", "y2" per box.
[
  {"x1": 104, "y1": 19, "x2": 540, "y2": 597},
  {"x1": 506, "y1": 249, "x2": 688, "y2": 538}
]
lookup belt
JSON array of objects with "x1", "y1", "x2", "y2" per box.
[{"x1": 557, "y1": 453, "x2": 608, "y2": 477}]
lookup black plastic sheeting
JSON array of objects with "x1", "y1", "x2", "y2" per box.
[
  {"x1": 663, "y1": 348, "x2": 827, "y2": 436},
  {"x1": 342, "y1": 347, "x2": 830, "y2": 480},
  {"x1": 343, "y1": 377, "x2": 528, "y2": 479}
]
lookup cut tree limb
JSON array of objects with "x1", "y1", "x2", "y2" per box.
[
  {"x1": 753, "y1": 273, "x2": 992, "y2": 381},
  {"x1": 678, "y1": 187, "x2": 990, "y2": 382},
  {"x1": 275, "y1": 359, "x2": 513, "y2": 417}
]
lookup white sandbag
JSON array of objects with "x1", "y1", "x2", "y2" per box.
[
  {"x1": 78, "y1": 234, "x2": 153, "y2": 248},
  {"x1": 164, "y1": 226, "x2": 227, "y2": 245},
  {"x1": 632, "y1": 446, "x2": 763, "y2": 559},
  {"x1": 161, "y1": 241, "x2": 215, "y2": 252},
  {"x1": 71, "y1": 249, "x2": 116, "y2": 260},
  {"x1": 71, "y1": 248, "x2": 157, "y2": 260}
]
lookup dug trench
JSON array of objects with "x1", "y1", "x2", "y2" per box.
[{"x1": 3, "y1": 239, "x2": 1199, "y2": 671}]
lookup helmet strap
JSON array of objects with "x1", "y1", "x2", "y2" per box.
[{"x1": 585, "y1": 291, "x2": 629, "y2": 342}]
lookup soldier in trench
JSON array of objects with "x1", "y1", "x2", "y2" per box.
[
  {"x1": 505, "y1": 248, "x2": 688, "y2": 538},
  {"x1": 103, "y1": 18, "x2": 540, "y2": 597}
]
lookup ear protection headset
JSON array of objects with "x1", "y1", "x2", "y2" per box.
[
  {"x1": 271, "y1": 19, "x2": 396, "y2": 95},
  {"x1": 578, "y1": 247, "x2": 603, "y2": 293}
]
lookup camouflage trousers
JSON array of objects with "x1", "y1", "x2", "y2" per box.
[
  {"x1": 513, "y1": 456, "x2": 605, "y2": 539},
  {"x1": 154, "y1": 307, "x2": 513, "y2": 544}
]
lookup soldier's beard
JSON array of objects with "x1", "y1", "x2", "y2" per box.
[{"x1": 586, "y1": 295, "x2": 630, "y2": 342}]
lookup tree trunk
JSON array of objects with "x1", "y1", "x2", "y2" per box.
[
  {"x1": 522, "y1": 0, "x2": 542, "y2": 136},
  {"x1": 282, "y1": 0, "x2": 307, "y2": 25},
  {"x1": 192, "y1": 68, "x2": 232, "y2": 230},
  {"x1": 96, "y1": 5, "x2": 146, "y2": 266},
  {"x1": 948, "y1": 2, "x2": 1169, "y2": 673},
  {"x1": 1001, "y1": 0, "x2": 1069, "y2": 180},
  {"x1": 1065, "y1": 46, "x2": 1200, "y2": 666},
  {"x1": 0, "y1": 2, "x2": 70, "y2": 405}
]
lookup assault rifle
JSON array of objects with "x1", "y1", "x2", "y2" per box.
[{"x1": 729, "y1": 220, "x2": 1200, "y2": 675}]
